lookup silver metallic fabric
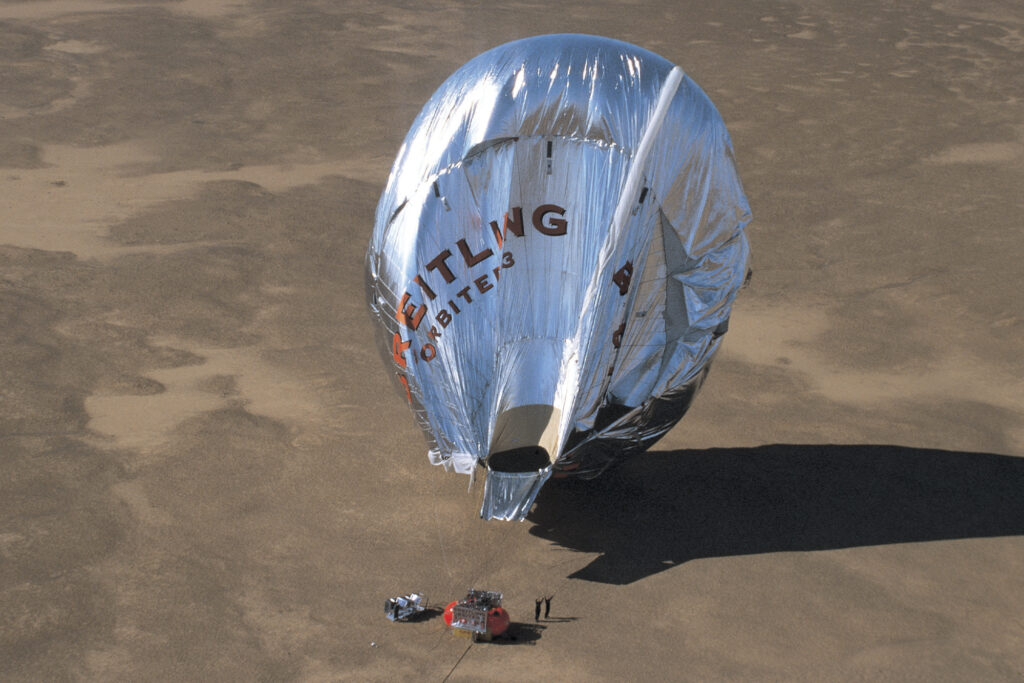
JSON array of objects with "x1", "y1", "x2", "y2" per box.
[
  {"x1": 365, "y1": 34, "x2": 751, "y2": 520},
  {"x1": 479, "y1": 465, "x2": 553, "y2": 522}
]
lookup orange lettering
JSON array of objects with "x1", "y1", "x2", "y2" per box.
[
  {"x1": 392, "y1": 332, "x2": 412, "y2": 368},
  {"x1": 503, "y1": 207, "x2": 524, "y2": 238},
  {"x1": 396, "y1": 292, "x2": 426, "y2": 330}
]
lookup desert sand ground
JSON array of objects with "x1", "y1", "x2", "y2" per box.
[{"x1": 2, "y1": 0, "x2": 1023, "y2": 680}]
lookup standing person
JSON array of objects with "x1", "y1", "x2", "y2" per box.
[
  {"x1": 544, "y1": 596, "x2": 552, "y2": 619},
  {"x1": 534, "y1": 598, "x2": 542, "y2": 622}
]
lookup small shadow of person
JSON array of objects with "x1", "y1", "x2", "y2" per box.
[
  {"x1": 544, "y1": 596, "x2": 552, "y2": 619},
  {"x1": 534, "y1": 598, "x2": 542, "y2": 621}
]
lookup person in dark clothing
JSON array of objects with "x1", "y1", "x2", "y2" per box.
[
  {"x1": 544, "y1": 596, "x2": 552, "y2": 618},
  {"x1": 534, "y1": 598, "x2": 542, "y2": 621}
]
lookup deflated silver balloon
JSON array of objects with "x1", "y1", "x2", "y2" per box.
[{"x1": 366, "y1": 34, "x2": 751, "y2": 520}]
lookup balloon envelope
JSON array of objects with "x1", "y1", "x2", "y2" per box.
[{"x1": 365, "y1": 34, "x2": 751, "y2": 520}]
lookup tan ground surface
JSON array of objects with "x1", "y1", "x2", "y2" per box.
[{"x1": 2, "y1": 0, "x2": 1023, "y2": 680}]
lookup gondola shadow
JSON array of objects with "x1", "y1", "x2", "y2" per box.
[
  {"x1": 527, "y1": 444, "x2": 1024, "y2": 585},
  {"x1": 405, "y1": 607, "x2": 443, "y2": 623},
  {"x1": 490, "y1": 622, "x2": 545, "y2": 645}
]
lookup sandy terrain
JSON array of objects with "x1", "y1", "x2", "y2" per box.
[{"x1": 2, "y1": 0, "x2": 1022, "y2": 680}]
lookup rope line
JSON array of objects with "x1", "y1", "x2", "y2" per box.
[{"x1": 441, "y1": 641, "x2": 473, "y2": 682}]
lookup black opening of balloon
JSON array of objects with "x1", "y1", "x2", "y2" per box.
[{"x1": 488, "y1": 446, "x2": 550, "y2": 472}]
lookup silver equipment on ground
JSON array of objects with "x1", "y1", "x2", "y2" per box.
[{"x1": 384, "y1": 592, "x2": 428, "y2": 621}]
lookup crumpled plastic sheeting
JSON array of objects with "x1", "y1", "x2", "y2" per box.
[
  {"x1": 365, "y1": 34, "x2": 751, "y2": 520},
  {"x1": 479, "y1": 466, "x2": 554, "y2": 522}
]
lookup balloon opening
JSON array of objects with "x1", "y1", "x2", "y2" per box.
[{"x1": 487, "y1": 446, "x2": 551, "y2": 473}]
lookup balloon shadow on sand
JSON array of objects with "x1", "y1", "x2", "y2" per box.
[{"x1": 527, "y1": 444, "x2": 1024, "y2": 585}]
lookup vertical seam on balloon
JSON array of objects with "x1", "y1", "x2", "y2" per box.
[
  {"x1": 573, "y1": 67, "x2": 685, "y2": 414},
  {"x1": 610, "y1": 66, "x2": 684, "y2": 238}
]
